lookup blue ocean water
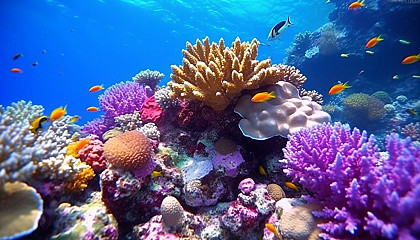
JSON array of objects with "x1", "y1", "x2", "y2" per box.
[{"x1": 0, "y1": 0, "x2": 333, "y2": 124}]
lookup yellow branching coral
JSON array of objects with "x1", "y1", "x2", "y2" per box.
[
  {"x1": 169, "y1": 36, "x2": 285, "y2": 110},
  {"x1": 66, "y1": 166, "x2": 95, "y2": 192}
]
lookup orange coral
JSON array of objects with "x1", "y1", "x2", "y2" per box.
[
  {"x1": 66, "y1": 166, "x2": 95, "y2": 192},
  {"x1": 66, "y1": 138, "x2": 91, "y2": 157},
  {"x1": 103, "y1": 130, "x2": 152, "y2": 170}
]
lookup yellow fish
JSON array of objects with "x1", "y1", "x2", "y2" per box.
[
  {"x1": 50, "y1": 106, "x2": 67, "y2": 122},
  {"x1": 70, "y1": 115, "x2": 81, "y2": 123},
  {"x1": 265, "y1": 223, "x2": 281, "y2": 240},
  {"x1": 285, "y1": 181, "x2": 300, "y2": 191},
  {"x1": 259, "y1": 166, "x2": 267, "y2": 176},
  {"x1": 340, "y1": 53, "x2": 349, "y2": 58},
  {"x1": 29, "y1": 116, "x2": 48, "y2": 134},
  {"x1": 152, "y1": 171, "x2": 163, "y2": 178},
  {"x1": 251, "y1": 91, "x2": 275, "y2": 103},
  {"x1": 365, "y1": 50, "x2": 375, "y2": 55}
]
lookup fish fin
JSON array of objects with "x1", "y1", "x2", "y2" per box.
[
  {"x1": 287, "y1": 16, "x2": 293, "y2": 25},
  {"x1": 63, "y1": 105, "x2": 67, "y2": 114},
  {"x1": 269, "y1": 91, "x2": 276, "y2": 98},
  {"x1": 377, "y1": 35, "x2": 384, "y2": 41}
]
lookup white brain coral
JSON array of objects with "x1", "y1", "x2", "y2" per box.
[
  {"x1": 161, "y1": 196, "x2": 184, "y2": 228},
  {"x1": 234, "y1": 81, "x2": 331, "y2": 140}
]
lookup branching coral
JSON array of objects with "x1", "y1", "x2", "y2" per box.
[
  {"x1": 65, "y1": 166, "x2": 95, "y2": 192},
  {"x1": 132, "y1": 69, "x2": 164, "y2": 89},
  {"x1": 168, "y1": 36, "x2": 285, "y2": 110},
  {"x1": 401, "y1": 122, "x2": 420, "y2": 141},
  {"x1": 154, "y1": 86, "x2": 178, "y2": 109},
  {"x1": 1, "y1": 100, "x2": 44, "y2": 123},
  {"x1": 282, "y1": 122, "x2": 420, "y2": 239},
  {"x1": 300, "y1": 89, "x2": 323, "y2": 105},
  {"x1": 274, "y1": 64, "x2": 307, "y2": 89},
  {"x1": 114, "y1": 111, "x2": 142, "y2": 132}
]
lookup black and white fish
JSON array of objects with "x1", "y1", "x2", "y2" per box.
[{"x1": 267, "y1": 16, "x2": 293, "y2": 41}]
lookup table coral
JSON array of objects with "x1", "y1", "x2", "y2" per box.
[
  {"x1": 168, "y1": 36, "x2": 285, "y2": 110},
  {"x1": 0, "y1": 181, "x2": 43, "y2": 240},
  {"x1": 234, "y1": 81, "x2": 331, "y2": 140}
]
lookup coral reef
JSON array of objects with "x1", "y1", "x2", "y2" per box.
[
  {"x1": 49, "y1": 192, "x2": 118, "y2": 240},
  {"x1": 300, "y1": 89, "x2": 324, "y2": 105},
  {"x1": 132, "y1": 69, "x2": 164, "y2": 89},
  {"x1": 161, "y1": 196, "x2": 185, "y2": 228},
  {"x1": 317, "y1": 23, "x2": 338, "y2": 56},
  {"x1": 114, "y1": 110, "x2": 142, "y2": 132},
  {"x1": 99, "y1": 81, "x2": 148, "y2": 120},
  {"x1": 168, "y1": 36, "x2": 285, "y2": 110},
  {"x1": 282, "y1": 122, "x2": 420, "y2": 239},
  {"x1": 78, "y1": 138, "x2": 106, "y2": 173},
  {"x1": 371, "y1": 91, "x2": 392, "y2": 104},
  {"x1": 104, "y1": 130, "x2": 152, "y2": 170},
  {"x1": 0, "y1": 100, "x2": 44, "y2": 123},
  {"x1": 274, "y1": 64, "x2": 307, "y2": 89},
  {"x1": 401, "y1": 122, "x2": 420, "y2": 141},
  {"x1": 154, "y1": 86, "x2": 178, "y2": 109},
  {"x1": 266, "y1": 183, "x2": 286, "y2": 202},
  {"x1": 0, "y1": 181, "x2": 43, "y2": 239},
  {"x1": 139, "y1": 96, "x2": 163, "y2": 124},
  {"x1": 342, "y1": 93, "x2": 385, "y2": 124},
  {"x1": 234, "y1": 81, "x2": 331, "y2": 140},
  {"x1": 139, "y1": 122, "x2": 160, "y2": 140}
]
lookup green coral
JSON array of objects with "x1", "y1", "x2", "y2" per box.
[
  {"x1": 371, "y1": 91, "x2": 392, "y2": 104},
  {"x1": 342, "y1": 93, "x2": 385, "y2": 124}
]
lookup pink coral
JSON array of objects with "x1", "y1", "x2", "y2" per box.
[
  {"x1": 140, "y1": 96, "x2": 163, "y2": 124},
  {"x1": 78, "y1": 139, "x2": 106, "y2": 173},
  {"x1": 212, "y1": 149, "x2": 244, "y2": 178}
]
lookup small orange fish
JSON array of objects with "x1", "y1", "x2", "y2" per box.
[
  {"x1": 365, "y1": 35, "x2": 384, "y2": 49},
  {"x1": 89, "y1": 84, "x2": 104, "y2": 92},
  {"x1": 328, "y1": 81, "x2": 351, "y2": 95},
  {"x1": 87, "y1": 106, "x2": 99, "y2": 112},
  {"x1": 348, "y1": 0, "x2": 364, "y2": 9},
  {"x1": 50, "y1": 106, "x2": 67, "y2": 122},
  {"x1": 251, "y1": 91, "x2": 276, "y2": 103},
  {"x1": 402, "y1": 54, "x2": 420, "y2": 64},
  {"x1": 285, "y1": 181, "x2": 300, "y2": 191},
  {"x1": 407, "y1": 109, "x2": 418, "y2": 116},
  {"x1": 11, "y1": 68, "x2": 22, "y2": 73},
  {"x1": 265, "y1": 223, "x2": 281, "y2": 240}
]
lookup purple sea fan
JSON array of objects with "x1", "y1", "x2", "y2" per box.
[{"x1": 99, "y1": 81, "x2": 147, "y2": 119}]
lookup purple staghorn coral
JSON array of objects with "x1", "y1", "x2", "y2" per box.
[
  {"x1": 99, "y1": 81, "x2": 148, "y2": 120},
  {"x1": 282, "y1": 122, "x2": 420, "y2": 240},
  {"x1": 82, "y1": 117, "x2": 116, "y2": 138}
]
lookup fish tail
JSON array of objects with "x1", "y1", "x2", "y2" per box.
[
  {"x1": 343, "y1": 81, "x2": 352, "y2": 88},
  {"x1": 360, "y1": 0, "x2": 365, "y2": 5},
  {"x1": 269, "y1": 91, "x2": 276, "y2": 98},
  {"x1": 287, "y1": 16, "x2": 293, "y2": 25},
  {"x1": 417, "y1": 53, "x2": 420, "y2": 58},
  {"x1": 378, "y1": 35, "x2": 384, "y2": 41}
]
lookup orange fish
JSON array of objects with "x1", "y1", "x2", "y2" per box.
[
  {"x1": 402, "y1": 54, "x2": 420, "y2": 64},
  {"x1": 87, "y1": 106, "x2": 99, "y2": 112},
  {"x1": 285, "y1": 182, "x2": 300, "y2": 191},
  {"x1": 11, "y1": 68, "x2": 22, "y2": 73},
  {"x1": 265, "y1": 223, "x2": 281, "y2": 240},
  {"x1": 251, "y1": 91, "x2": 276, "y2": 103},
  {"x1": 89, "y1": 84, "x2": 104, "y2": 92},
  {"x1": 50, "y1": 106, "x2": 67, "y2": 122},
  {"x1": 365, "y1": 35, "x2": 384, "y2": 49},
  {"x1": 348, "y1": 0, "x2": 364, "y2": 9},
  {"x1": 328, "y1": 81, "x2": 351, "y2": 95}
]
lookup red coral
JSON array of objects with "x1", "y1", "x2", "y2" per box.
[
  {"x1": 140, "y1": 96, "x2": 163, "y2": 124},
  {"x1": 78, "y1": 139, "x2": 107, "y2": 173}
]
